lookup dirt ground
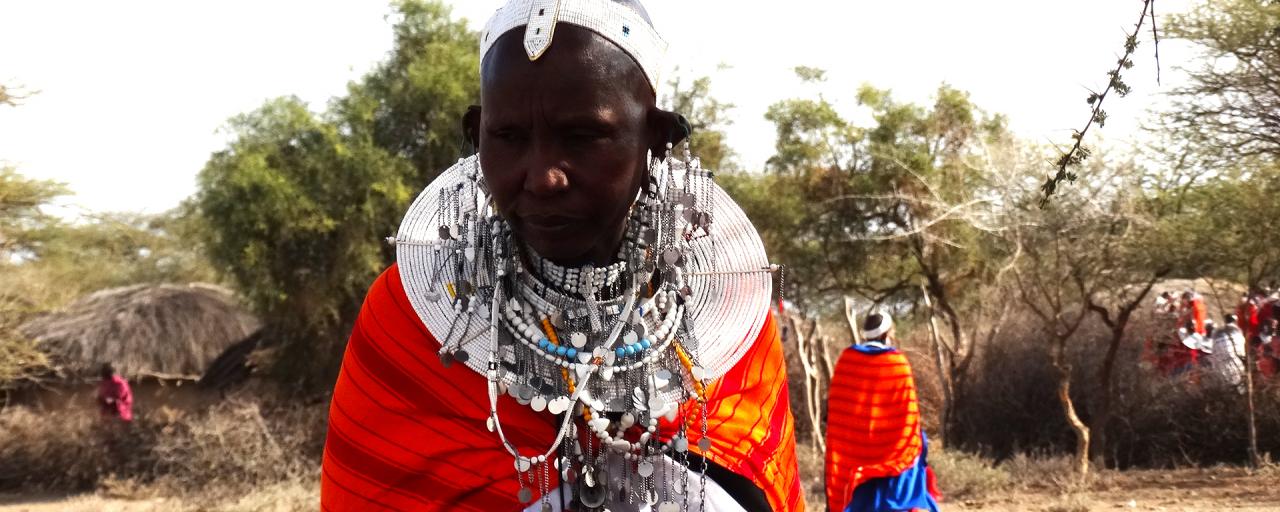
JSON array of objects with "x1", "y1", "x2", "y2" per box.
[
  {"x1": 951, "y1": 467, "x2": 1280, "y2": 512},
  {"x1": 2, "y1": 467, "x2": 1279, "y2": 511},
  {"x1": 0, "y1": 494, "x2": 173, "y2": 512}
]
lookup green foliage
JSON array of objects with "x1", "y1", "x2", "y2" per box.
[
  {"x1": 197, "y1": 97, "x2": 414, "y2": 387},
  {"x1": 333, "y1": 0, "x2": 479, "y2": 185},
  {"x1": 749, "y1": 74, "x2": 1008, "y2": 312},
  {"x1": 1147, "y1": 163, "x2": 1280, "y2": 286},
  {"x1": 1164, "y1": 0, "x2": 1280, "y2": 165},
  {"x1": 664, "y1": 72, "x2": 737, "y2": 172},
  {"x1": 0, "y1": 166, "x2": 68, "y2": 260},
  {"x1": 195, "y1": 0, "x2": 478, "y2": 388}
]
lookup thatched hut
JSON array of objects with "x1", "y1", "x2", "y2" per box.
[{"x1": 12, "y1": 283, "x2": 259, "y2": 412}]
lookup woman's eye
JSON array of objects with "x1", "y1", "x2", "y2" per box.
[
  {"x1": 491, "y1": 129, "x2": 525, "y2": 143},
  {"x1": 567, "y1": 130, "x2": 606, "y2": 143}
]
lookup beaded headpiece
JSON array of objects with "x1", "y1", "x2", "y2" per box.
[{"x1": 479, "y1": 0, "x2": 668, "y2": 92}]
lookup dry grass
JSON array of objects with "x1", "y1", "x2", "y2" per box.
[
  {"x1": 0, "y1": 384, "x2": 324, "y2": 507},
  {"x1": 930, "y1": 448, "x2": 1013, "y2": 501}
]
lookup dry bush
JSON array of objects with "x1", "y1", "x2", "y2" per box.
[
  {"x1": 147, "y1": 398, "x2": 325, "y2": 500},
  {"x1": 0, "y1": 385, "x2": 326, "y2": 502},
  {"x1": 948, "y1": 304, "x2": 1280, "y2": 469},
  {"x1": 0, "y1": 406, "x2": 161, "y2": 491},
  {"x1": 929, "y1": 448, "x2": 1011, "y2": 501},
  {"x1": 1043, "y1": 493, "x2": 1092, "y2": 512}
]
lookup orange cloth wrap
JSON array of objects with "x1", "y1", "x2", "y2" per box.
[
  {"x1": 321, "y1": 265, "x2": 802, "y2": 511},
  {"x1": 824, "y1": 348, "x2": 923, "y2": 512}
]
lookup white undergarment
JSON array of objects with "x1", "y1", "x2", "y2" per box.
[{"x1": 521, "y1": 453, "x2": 747, "y2": 512}]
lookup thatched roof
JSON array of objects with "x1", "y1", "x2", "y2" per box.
[{"x1": 19, "y1": 283, "x2": 259, "y2": 381}]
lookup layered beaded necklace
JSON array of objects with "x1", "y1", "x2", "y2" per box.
[{"x1": 393, "y1": 143, "x2": 740, "y2": 511}]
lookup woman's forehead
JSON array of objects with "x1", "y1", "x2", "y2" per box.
[{"x1": 480, "y1": 26, "x2": 652, "y2": 111}]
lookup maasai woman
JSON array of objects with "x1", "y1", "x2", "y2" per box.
[
  {"x1": 825, "y1": 312, "x2": 940, "y2": 512},
  {"x1": 320, "y1": 1, "x2": 802, "y2": 510}
]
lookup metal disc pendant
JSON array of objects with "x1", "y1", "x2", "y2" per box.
[
  {"x1": 637, "y1": 460, "x2": 655, "y2": 477},
  {"x1": 698, "y1": 438, "x2": 712, "y2": 451},
  {"x1": 439, "y1": 352, "x2": 454, "y2": 368},
  {"x1": 654, "y1": 369, "x2": 672, "y2": 389},
  {"x1": 663, "y1": 248, "x2": 681, "y2": 265},
  {"x1": 674, "y1": 437, "x2": 688, "y2": 452},
  {"x1": 438, "y1": 226, "x2": 452, "y2": 240},
  {"x1": 579, "y1": 479, "x2": 607, "y2": 508},
  {"x1": 517, "y1": 488, "x2": 533, "y2": 503},
  {"x1": 570, "y1": 332, "x2": 587, "y2": 348},
  {"x1": 659, "y1": 501, "x2": 681, "y2": 512},
  {"x1": 453, "y1": 350, "x2": 469, "y2": 363},
  {"x1": 541, "y1": 503, "x2": 552, "y2": 512},
  {"x1": 530, "y1": 395, "x2": 547, "y2": 412}
]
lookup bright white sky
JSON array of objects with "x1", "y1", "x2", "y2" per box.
[{"x1": 0, "y1": 0, "x2": 1198, "y2": 216}]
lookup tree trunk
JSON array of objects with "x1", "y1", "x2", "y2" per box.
[
  {"x1": 1053, "y1": 342, "x2": 1090, "y2": 476},
  {"x1": 787, "y1": 313, "x2": 827, "y2": 454},
  {"x1": 920, "y1": 284, "x2": 955, "y2": 440},
  {"x1": 1089, "y1": 324, "x2": 1124, "y2": 464}
]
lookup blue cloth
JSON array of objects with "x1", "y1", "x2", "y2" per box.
[
  {"x1": 844, "y1": 432, "x2": 939, "y2": 512},
  {"x1": 849, "y1": 344, "x2": 897, "y2": 356}
]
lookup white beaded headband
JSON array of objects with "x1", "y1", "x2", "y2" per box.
[
  {"x1": 479, "y1": 0, "x2": 667, "y2": 92},
  {"x1": 862, "y1": 312, "x2": 894, "y2": 341}
]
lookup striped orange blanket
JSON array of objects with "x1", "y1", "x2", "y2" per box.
[
  {"x1": 321, "y1": 265, "x2": 802, "y2": 511},
  {"x1": 824, "y1": 346, "x2": 923, "y2": 512}
]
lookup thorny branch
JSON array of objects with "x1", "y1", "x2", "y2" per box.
[{"x1": 1041, "y1": 0, "x2": 1160, "y2": 205}]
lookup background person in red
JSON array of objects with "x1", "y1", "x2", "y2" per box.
[
  {"x1": 96, "y1": 363, "x2": 133, "y2": 423},
  {"x1": 825, "y1": 312, "x2": 940, "y2": 512}
]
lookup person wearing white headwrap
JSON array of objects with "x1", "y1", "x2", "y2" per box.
[
  {"x1": 1206, "y1": 314, "x2": 1247, "y2": 391},
  {"x1": 825, "y1": 311, "x2": 941, "y2": 512}
]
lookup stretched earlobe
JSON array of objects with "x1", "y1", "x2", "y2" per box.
[
  {"x1": 647, "y1": 109, "x2": 690, "y2": 158},
  {"x1": 463, "y1": 105, "x2": 482, "y2": 152}
]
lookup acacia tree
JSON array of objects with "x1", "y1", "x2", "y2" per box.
[
  {"x1": 197, "y1": 97, "x2": 414, "y2": 388},
  {"x1": 0, "y1": 167, "x2": 65, "y2": 386},
  {"x1": 197, "y1": 1, "x2": 478, "y2": 389},
  {"x1": 333, "y1": 0, "x2": 479, "y2": 186},
  {"x1": 1005, "y1": 156, "x2": 1187, "y2": 475},
  {"x1": 740, "y1": 70, "x2": 1014, "y2": 438},
  {"x1": 1164, "y1": 0, "x2": 1280, "y2": 168}
]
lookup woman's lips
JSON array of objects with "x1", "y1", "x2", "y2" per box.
[{"x1": 521, "y1": 214, "x2": 578, "y2": 232}]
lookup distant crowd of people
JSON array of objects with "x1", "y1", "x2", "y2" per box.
[{"x1": 1146, "y1": 287, "x2": 1280, "y2": 390}]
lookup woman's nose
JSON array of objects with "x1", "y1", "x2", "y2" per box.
[{"x1": 523, "y1": 150, "x2": 570, "y2": 197}]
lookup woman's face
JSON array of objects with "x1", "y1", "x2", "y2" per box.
[{"x1": 473, "y1": 26, "x2": 663, "y2": 266}]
